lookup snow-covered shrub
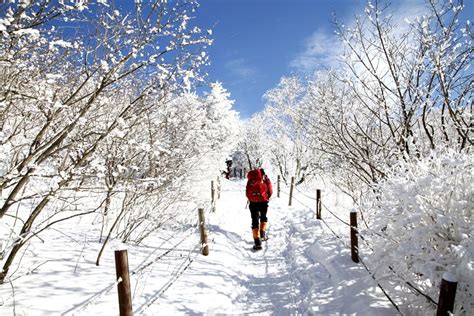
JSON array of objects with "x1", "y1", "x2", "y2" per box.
[{"x1": 362, "y1": 149, "x2": 473, "y2": 314}]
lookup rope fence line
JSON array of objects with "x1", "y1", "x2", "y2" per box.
[
  {"x1": 136, "y1": 243, "x2": 200, "y2": 314},
  {"x1": 320, "y1": 202, "x2": 351, "y2": 226},
  {"x1": 133, "y1": 200, "x2": 218, "y2": 311},
  {"x1": 62, "y1": 276, "x2": 123, "y2": 315},
  {"x1": 284, "y1": 184, "x2": 413, "y2": 314},
  {"x1": 131, "y1": 208, "x2": 204, "y2": 289},
  {"x1": 290, "y1": 194, "x2": 316, "y2": 211},
  {"x1": 4, "y1": 178, "x2": 222, "y2": 314},
  {"x1": 357, "y1": 229, "x2": 438, "y2": 308},
  {"x1": 63, "y1": 229, "x2": 198, "y2": 315},
  {"x1": 301, "y1": 202, "x2": 402, "y2": 314},
  {"x1": 294, "y1": 186, "x2": 317, "y2": 200},
  {"x1": 287, "y1": 184, "x2": 441, "y2": 313},
  {"x1": 295, "y1": 186, "x2": 351, "y2": 227},
  {"x1": 128, "y1": 205, "x2": 201, "y2": 273},
  {"x1": 131, "y1": 202, "x2": 218, "y2": 313},
  {"x1": 293, "y1": 184, "x2": 350, "y2": 226},
  {"x1": 61, "y1": 206, "x2": 204, "y2": 315},
  {"x1": 357, "y1": 256, "x2": 402, "y2": 314},
  {"x1": 316, "y1": 208, "x2": 402, "y2": 314},
  {"x1": 283, "y1": 185, "x2": 349, "y2": 227},
  {"x1": 319, "y1": 217, "x2": 344, "y2": 242},
  {"x1": 349, "y1": 223, "x2": 438, "y2": 307},
  {"x1": 131, "y1": 229, "x2": 197, "y2": 277}
]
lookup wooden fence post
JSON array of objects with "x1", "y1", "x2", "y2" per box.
[
  {"x1": 239, "y1": 168, "x2": 243, "y2": 179},
  {"x1": 243, "y1": 168, "x2": 246, "y2": 177},
  {"x1": 198, "y1": 208, "x2": 209, "y2": 256},
  {"x1": 115, "y1": 250, "x2": 132, "y2": 316},
  {"x1": 436, "y1": 273, "x2": 457, "y2": 316},
  {"x1": 316, "y1": 189, "x2": 321, "y2": 219},
  {"x1": 217, "y1": 176, "x2": 221, "y2": 199},
  {"x1": 211, "y1": 180, "x2": 215, "y2": 205},
  {"x1": 350, "y1": 211, "x2": 359, "y2": 263},
  {"x1": 288, "y1": 176, "x2": 295, "y2": 206},
  {"x1": 233, "y1": 168, "x2": 237, "y2": 178},
  {"x1": 277, "y1": 175, "x2": 280, "y2": 198}
]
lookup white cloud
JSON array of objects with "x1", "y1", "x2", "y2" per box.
[
  {"x1": 290, "y1": 30, "x2": 343, "y2": 74},
  {"x1": 225, "y1": 58, "x2": 257, "y2": 81},
  {"x1": 392, "y1": 0, "x2": 429, "y2": 25},
  {"x1": 290, "y1": 0, "x2": 429, "y2": 74}
]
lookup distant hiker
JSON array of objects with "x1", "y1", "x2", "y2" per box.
[
  {"x1": 225, "y1": 159, "x2": 233, "y2": 179},
  {"x1": 246, "y1": 168, "x2": 273, "y2": 251}
]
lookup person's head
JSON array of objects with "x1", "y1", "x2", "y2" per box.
[{"x1": 260, "y1": 168, "x2": 265, "y2": 176}]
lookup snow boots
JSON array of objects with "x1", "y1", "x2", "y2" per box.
[
  {"x1": 253, "y1": 239, "x2": 262, "y2": 251},
  {"x1": 252, "y1": 228, "x2": 262, "y2": 250},
  {"x1": 252, "y1": 222, "x2": 268, "y2": 250},
  {"x1": 260, "y1": 222, "x2": 268, "y2": 241}
]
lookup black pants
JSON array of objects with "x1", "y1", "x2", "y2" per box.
[{"x1": 249, "y1": 202, "x2": 268, "y2": 229}]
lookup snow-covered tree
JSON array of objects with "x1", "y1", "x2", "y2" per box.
[
  {"x1": 361, "y1": 149, "x2": 473, "y2": 314},
  {"x1": 236, "y1": 113, "x2": 269, "y2": 172},
  {"x1": 262, "y1": 77, "x2": 319, "y2": 185},
  {"x1": 0, "y1": 0, "x2": 223, "y2": 282},
  {"x1": 277, "y1": 0, "x2": 472, "y2": 200}
]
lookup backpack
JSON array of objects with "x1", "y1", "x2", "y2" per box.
[{"x1": 246, "y1": 169, "x2": 268, "y2": 203}]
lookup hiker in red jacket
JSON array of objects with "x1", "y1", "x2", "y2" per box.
[{"x1": 246, "y1": 168, "x2": 273, "y2": 251}]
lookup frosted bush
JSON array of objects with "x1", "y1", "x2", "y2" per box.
[{"x1": 363, "y1": 149, "x2": 473, "y2": 314}]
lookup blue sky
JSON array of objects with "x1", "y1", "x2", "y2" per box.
[{"x1": 195, "y1": 0, "x2": 365, "y2": 118}]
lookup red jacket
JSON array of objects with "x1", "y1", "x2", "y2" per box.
[{"x1": 246, "y1": 169, "x2": 273, "y2": 202}]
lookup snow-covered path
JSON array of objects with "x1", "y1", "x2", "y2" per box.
[
  {"x1": 0, "y1": 179, "x2": 398, "y2": 315},
  {"x1": 150, "y1": 179, "x2": 397, "y2": 315}
]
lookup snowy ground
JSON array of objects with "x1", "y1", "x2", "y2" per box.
[{"x1": 0, "y1": 179, "x2": 398, "y2": 315}]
